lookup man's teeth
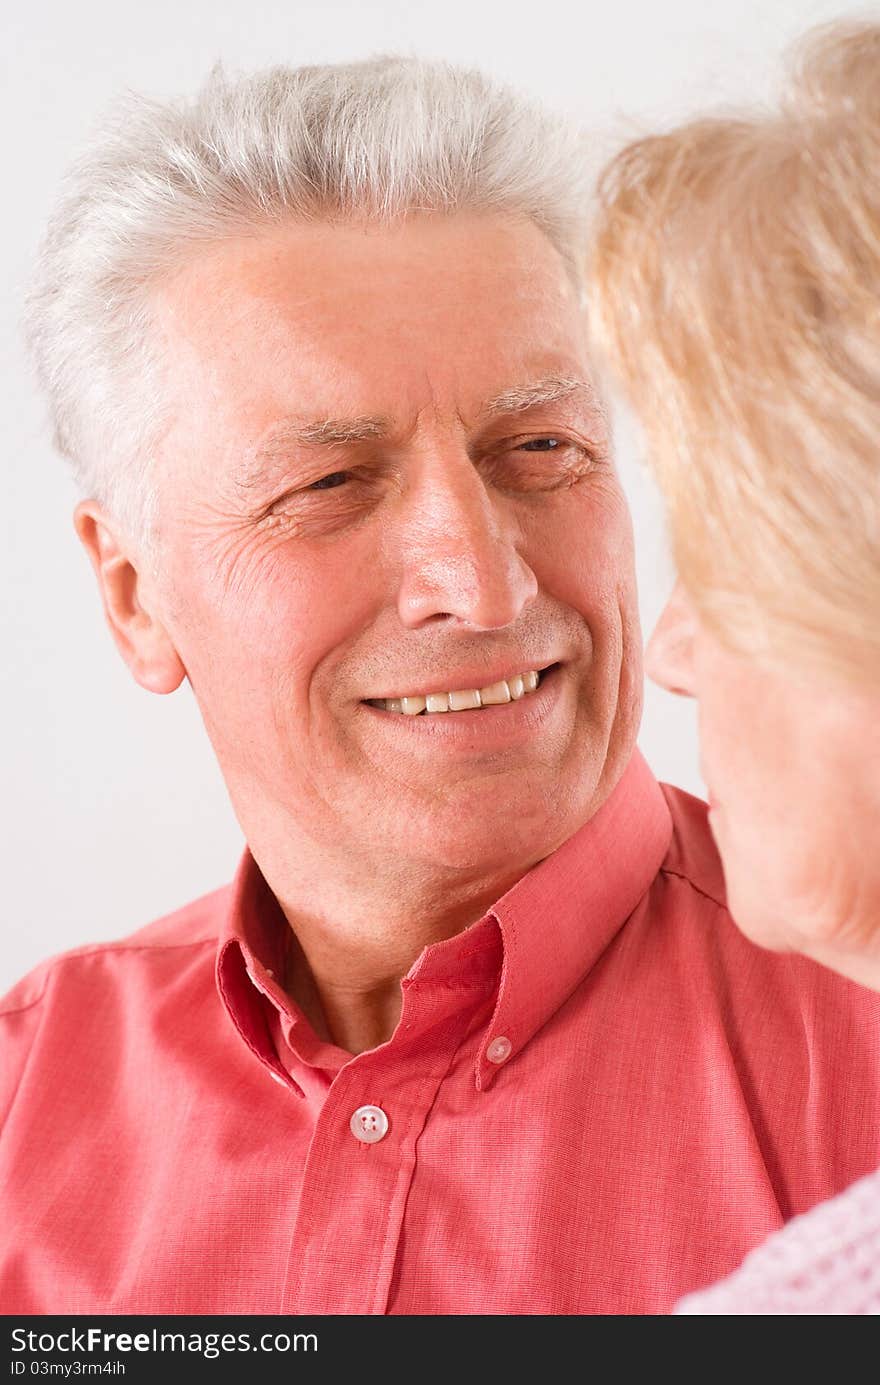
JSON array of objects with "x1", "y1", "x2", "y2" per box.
[{"x1": 371, "y1": 669, "x2": 543, "y2": 715}]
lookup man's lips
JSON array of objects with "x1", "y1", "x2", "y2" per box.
[
  {"x1": 358, "y1": 662, "x2": 566, "y2": 748},
  {"x1": 360, "y1": 661, "x2": 560, "y2": 705}
]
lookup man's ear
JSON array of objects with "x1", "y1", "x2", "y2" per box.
[{"x1": 74, "y1": 500, "x2": 187, "y2": 695}]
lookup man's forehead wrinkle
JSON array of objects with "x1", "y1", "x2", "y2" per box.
[{"x1": 480, "y1": 374, "x2": 599, "y2": 418}]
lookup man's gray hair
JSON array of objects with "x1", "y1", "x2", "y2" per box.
[{"x1": 24, "y1": 56, "x2": 591, "y2": 556}]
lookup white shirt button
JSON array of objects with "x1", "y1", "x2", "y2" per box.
[
  {"x1": 350, "y1": 1105, "x2": 389, "y2": 1144},
  {"x1": 486, "y1": 1035, "x2": 512, "y2": 1064}
]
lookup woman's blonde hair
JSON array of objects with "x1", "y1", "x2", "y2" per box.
[{"x1": 588, "y1": 21, "x2": 880, "y2": 685}]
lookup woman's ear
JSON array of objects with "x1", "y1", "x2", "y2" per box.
[{"x1": 644, "y1": 580, "x2": 697, "y2": 699}]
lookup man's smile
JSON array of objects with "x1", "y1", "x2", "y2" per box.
[
  {"x1": 364, "y1": 664, "x2": 553, "y2": 714},
  {"x1": 358, "y1": 663, "x2": 568, "y2": 753}
]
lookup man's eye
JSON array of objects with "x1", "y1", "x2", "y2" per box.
[
  {"x1": 486, "y1": 434, "x2": 596, "y2": 495},
  {"x1": 309, "y1": 471, "x2": 350, "y2": 490},
  {"x1": 519, "y1": 438, "x2": 561, "y2": 452}
]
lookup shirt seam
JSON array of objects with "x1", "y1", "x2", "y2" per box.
[
  {"x1": 0, "y1": 992, "x2": 47, "y2": 1019},
  {"x1": 0, "y1": 937, "x2": 218, "y2": 1018},
  {"x1": 404, "y1": 977, "x2": 497, "y2": 992},
  {"x1": 658, "y1": 865, "x2": 726, "y2": 912}
]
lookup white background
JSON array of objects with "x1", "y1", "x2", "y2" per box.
[{"x1": 2, "y1": 0, "x2": 870, "y2": 991}]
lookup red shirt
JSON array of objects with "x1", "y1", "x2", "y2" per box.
[{"x1": 3, "y1": 751, "x2": 879, "y2": 1314}]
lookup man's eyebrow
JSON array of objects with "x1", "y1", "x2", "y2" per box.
[
  {"x1": 233, "y1": 379, "x2": 599, "y2": 490},
  {"x1": 233, "y1": 415, "x2": 391, "y2": 490},
  {"x1": 480, "y1": 375, "x2": 600, "y2": 418}
]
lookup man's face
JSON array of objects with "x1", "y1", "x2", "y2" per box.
[{"x1": 147, "y1": 213, "x2": 642, "y2": 883}]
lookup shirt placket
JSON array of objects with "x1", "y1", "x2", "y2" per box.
[{"x1": 279, "y1": 975, "x2": 492, "y2": 1315}]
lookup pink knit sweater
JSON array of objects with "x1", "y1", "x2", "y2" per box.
[{"x1": 675, "y1": 1166, "x2": 880, "y2": 1314}]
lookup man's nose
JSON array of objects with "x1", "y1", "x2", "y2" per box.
[
  {"x1": 396, "y1": 454, "x2": 539, "y2": 631},
  {"x1": 645, "y1": 581, "x2": 697, "y2": 697}
]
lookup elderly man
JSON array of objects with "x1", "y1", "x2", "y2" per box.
[{"x1": 3, "y1": 56, "x2": 879, "y2": 1317}]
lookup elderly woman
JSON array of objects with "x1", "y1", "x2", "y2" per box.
[{"x1": 588, "y1": 21, "x2": 880, "y2": 1314}]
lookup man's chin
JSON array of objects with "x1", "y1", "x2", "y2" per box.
[{"x1": 378, "y1": 775, "x2": 598, "y2": 878}]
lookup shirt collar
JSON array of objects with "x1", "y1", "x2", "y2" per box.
[
  {"x1": 216, "y1": 855, "x2": 293, "y2": 1088},
  {"x1": 216, "y1": 748, "x2": 672, "y2": 1093},
  {"x1": 476, "y1": 747, "x2": 672, "y2": 1089}
]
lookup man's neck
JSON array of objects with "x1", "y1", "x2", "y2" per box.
[{"x1": 256, "y1": 840, "x2": 543, "y2": 1055}]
